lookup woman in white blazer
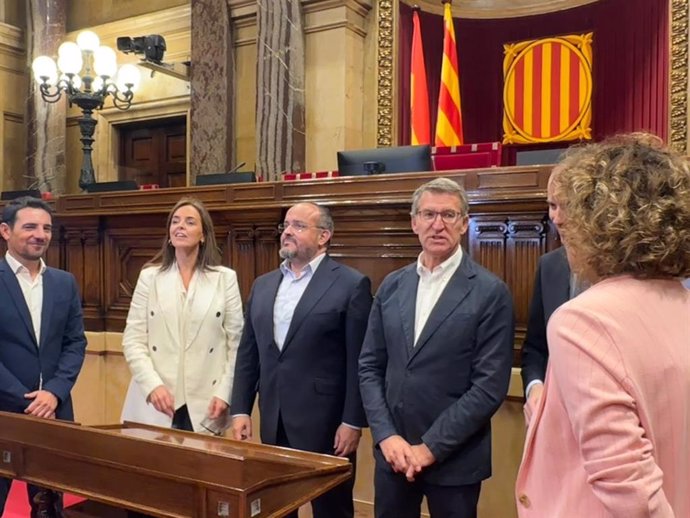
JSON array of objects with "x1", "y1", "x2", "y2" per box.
[{"x1": 121, "y1": 197, "x2": 243, "y2": 434}]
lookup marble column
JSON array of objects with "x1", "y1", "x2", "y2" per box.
[
  {"x1": 26, "y1": 0, "x2": 66, "y2": 193},
  {"x1": 255, "y1": 0, "x2": 305, "y2": 180},
  {"x1": 190, "y1": 0, "x2": 235, "y2": 181}
]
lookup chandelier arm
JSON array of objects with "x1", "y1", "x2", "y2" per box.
[
  {"x1": 37, "y1": 77, "x2": 76, "y2": 104},
  {"x1": 110, "y1": 87, "x2": 134, "y2": 111}
]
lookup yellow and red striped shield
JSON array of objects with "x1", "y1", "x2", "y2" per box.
[{"x1": 503, "y1": 33, "x2": 593, "y2": 144}]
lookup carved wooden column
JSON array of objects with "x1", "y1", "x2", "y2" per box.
[
  {"x1": 255, "y1": 0, "x2": 306, "y2": 180},
  {"x1": 26, "y1": 0, "x2": 66, "y2": 193},
  {"x1": 190, "y1": 0, "x2": 235, "y2": 181},
  {"x1": 227, "y1": 209, "x2": 282, "y2": 301},
  {"x1": 64, "y1": 219, "x2": 102, "y2": 330},
  {"x1": 505, "y1": 215, "x2": 548, "y2": 337}
]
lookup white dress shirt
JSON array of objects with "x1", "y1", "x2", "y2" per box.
[
  {"x1": 233, "y1": 254, "x2": 328, "y2": 421},
  {"x1": 273, "y1": 253, "x2": 326, "y2": 350},
  {"x1": 414, "y1": 246, "x2": 464, "y2": 345},
  {"x1": 5, "y1": 252, "x2": 46, "y2": 346}
]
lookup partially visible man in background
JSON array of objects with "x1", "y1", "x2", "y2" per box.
[{"x1": 521, "y1": 168, "x2": 589, "y2": 424}]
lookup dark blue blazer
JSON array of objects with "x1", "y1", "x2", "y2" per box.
[
  {"x1": 231, "y1": 255, "x2": 372, "y2": 454},
  {"x1": 0, "y1": 259, "x2": 87, "y2": 420},
  {"x1": 520, "y1": 247, "x2": 570, "y2": 394},
  {"x1": 359, "y1": 253, "x2": 514, "y2": 486}
]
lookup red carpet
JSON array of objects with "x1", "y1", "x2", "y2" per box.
[{"x1": 4, "y1": 481, "x2": 84, "y2": 517}]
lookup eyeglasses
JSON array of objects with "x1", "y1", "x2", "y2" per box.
[
  {"x1": 414, "y1": 209, "x2": 464, "y2": 224},
  {"x1": 277, "y1": 221, "x2": 326, "y2": 233}
]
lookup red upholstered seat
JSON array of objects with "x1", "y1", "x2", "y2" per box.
[{"x1": 432, "y1": 142, "x2": 503, "y2": 171}]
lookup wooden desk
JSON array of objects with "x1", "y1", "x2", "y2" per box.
[{"x1": 0, "y1": 412, "x2": 350, "y2": 518}]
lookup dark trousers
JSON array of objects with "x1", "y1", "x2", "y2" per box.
[
  {"x1": 0, "y1": 478, "x2": 63, "y2": 517},
  {"x1": 276, "y1": 415, "x2": 355, "y2": 518},
  {"x1": 127, "y1": 406, "x2": 193, "y2": 518},
  {"x1": 171, "y1": 405, "x2": 194, "y2": 432},
  {"x1": 374, "y1": 466, "x2": 481, "y2": 518}
]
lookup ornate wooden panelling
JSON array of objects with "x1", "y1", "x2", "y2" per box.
[
  {"x1": 1, "y1": 167, "x2": 557, "y2": 364},
  {"x1": 103, "y1": 226, "x2": 163, "y2": 330}
]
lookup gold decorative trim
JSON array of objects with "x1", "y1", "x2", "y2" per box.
[
  {"x1": 670, "y1": 0, "x2": 688, "y2": 154},
  {"x1": 376, "y1": 0, "x2": 394, "y2": 147},
  {"x1": 400, "y1": 0, "x2": 599, "y2": 19}
]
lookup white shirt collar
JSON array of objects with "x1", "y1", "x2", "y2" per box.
[
  {"x1": 5, "y1": 251, "x2": 47, "y2": 276},
  {"x1": 416, "y1": 245, "x2": 464, "y2": 276},
  {"x1": 280, "y1": 252, "x2": 327, "y2": 278}
]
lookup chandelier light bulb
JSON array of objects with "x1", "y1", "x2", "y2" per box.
[
  {"x1": 61, "y1": 73, "x2": 82, "y2": 90},
  {"x1": 57, "y1": 42, "x2": 83, "y2": 75},
  {"x1": 91, "y1": 76, "x2": 105, "y2": 92},
  {"x1": 76, "y1": 30, "x2": 100, "y2": 52},
  {"x1": 31, "y1": 56, "x2": 58, "y2": 84},
  {"x1": 117, "y1": 64, "x2": 141, "y2": 92},
  {"x1": 94, "y1": 46, "x2": 117, "y2": 78},
  {"x1": 58, "y1": 41, "x2": 79, "y2": 58}
]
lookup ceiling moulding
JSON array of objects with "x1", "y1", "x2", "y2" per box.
[{"x1": 401, "y1": 0, "x2": 601, "y2": 19}]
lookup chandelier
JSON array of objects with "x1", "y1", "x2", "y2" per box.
[{"x1": 31, "y1": 30, "x2": 142, "y2": 190}]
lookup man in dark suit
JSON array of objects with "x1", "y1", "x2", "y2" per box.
[
  {"x1": 521, "y1": 168, "x2": 587, "y2": 423},
  {"x1": 359, "y1": 178, "x2": 514, "y2": 518},
  {"x1": 520, "y1": 247, "x2": 569, "y2": 421},
  {"x1": 0, "y1": 197, "x2": 87, "y2": 518},
  {"x1": 230, "y1": 202, "x2": 372, "y2": 518}
]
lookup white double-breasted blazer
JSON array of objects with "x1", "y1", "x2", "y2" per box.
[{"x1": 121, "y1": 264, "x2": 243, "y2": 432}]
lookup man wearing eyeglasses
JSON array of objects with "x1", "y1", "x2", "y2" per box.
[
  {"x1": 359, "y1": 178, "x2": 514, "y2": 518},
  {"x1": 230, "y1": 202, "x2": 372, "y2": 518}
]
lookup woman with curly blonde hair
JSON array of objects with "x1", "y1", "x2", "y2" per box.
[{"x1": 516, "y1": 133, "x2": 690, "y2": 518}]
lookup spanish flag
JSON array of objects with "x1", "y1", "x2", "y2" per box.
[
  {"x1": 435, "y1": 0, "x2": 463, "y2": 146},
  {"x1": 410, "y1": 7, "x2": 430, "y2": 145}
]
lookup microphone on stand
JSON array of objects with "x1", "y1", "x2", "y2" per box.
[{"x1": 229, "y1": 162, "x2": 247, "y2": 174}]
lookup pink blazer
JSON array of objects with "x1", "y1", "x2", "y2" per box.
[{"x1": 516, "y1": 276, "x2": 690, "y2": 518}]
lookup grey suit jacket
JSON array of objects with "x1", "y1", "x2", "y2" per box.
[
  {"x1": 231, "y1": 255, "x2": 372, "y2": 454},
  {"x1": 520, "y1": 247, "x2": 570, "y2": 394},
  {"x1": 359, "y1": 252, "x2": 514, "y2": 485}
]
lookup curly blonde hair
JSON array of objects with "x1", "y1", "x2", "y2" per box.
[{"x1": 551, "y1": 133, "x2": 690, "y2": 280}]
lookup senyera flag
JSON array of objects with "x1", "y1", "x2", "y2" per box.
[
  {"x1": 503, "y1": 33, "x2": 593, "y2": 144},
  {"x1": 435, "y1": 0, "x2": 463, "y2": 147}
]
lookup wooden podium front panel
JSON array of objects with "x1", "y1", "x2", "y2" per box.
[
  {"x1": 0, "y1": 414, "x2": 351, "y2": 518},
  {"x1": 22, "y1": 449, "x2": 197, "y2": 517}
]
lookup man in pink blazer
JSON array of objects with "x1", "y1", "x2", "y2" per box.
[{"x1": 516, "y1": 134, "x2": 690, "y2": 518}]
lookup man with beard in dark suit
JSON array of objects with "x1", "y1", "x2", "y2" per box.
[{"x1": 231, "y1": 202, "x2": 372, "y2": 518}]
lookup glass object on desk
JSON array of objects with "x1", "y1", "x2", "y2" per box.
[{"x1": 201, "y1": 413, "x2": 232, "y2": 436}]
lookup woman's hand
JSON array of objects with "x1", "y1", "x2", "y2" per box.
[
  {"x1": 207, "y1": 397, "x2": 229, "y2": 419},
  {"x1": 147, "y1": 385, "x2": 175, "y2": 417}
]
